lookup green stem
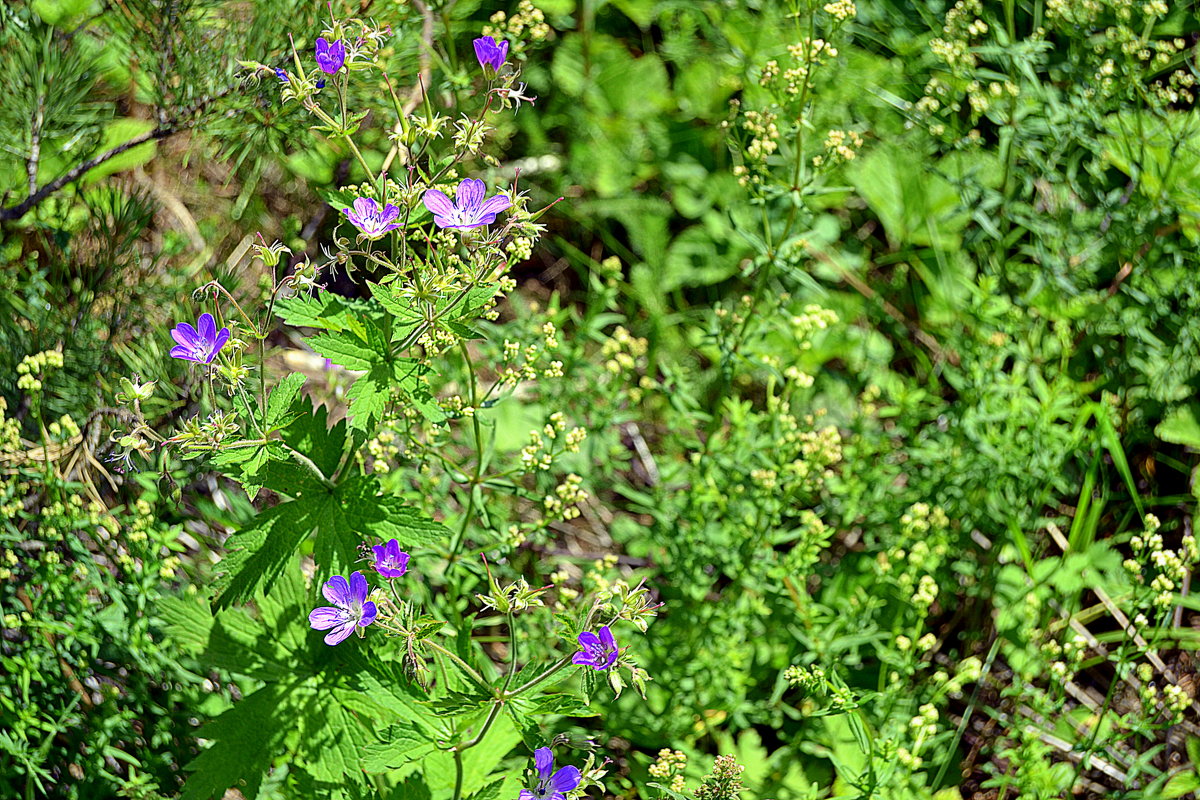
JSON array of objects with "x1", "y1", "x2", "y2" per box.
[
  {"x1": 501, "y1": 611, "x2": 518, "y2": 693},
  {"x1": 504, "y1": 655, "x2": 573, "y2": 699},
  {"x1": 424, "y1": 639, "x2": 489, "y2": 691}
]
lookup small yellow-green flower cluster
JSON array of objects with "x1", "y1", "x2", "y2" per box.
[
  {"x1": 518, "y1": 413, "x2": 587, "y2": 473},
  {"x1": 0, "y1": 398, "x2": 23, "y2": 453},
  {"x1": 482, "y1": 0, "x2": 551, "y2": 51},
  {"x1": 600, "y1": 325, "x2": 655, "y2": 402},
  {"x1": 823, "y1": 0, "x2": 857, "y2": 21},
  {"x1": 878, "y1": 503, "x2": 951, "y2": 614},
  {"x1": 648, "y1": 748, "x2": 688, "y2": 794},
  {"x1": 1126, "y1": 513, "x2": 1196, "y2": 611},
  {"x1": 1042, "y1": 633, "x2": 1086, "y2": 681},
  {"x1": 896, "y1": 703, "x2": 940, "y2": 769},
  {"x1": 542, "y1": 473, "x2": 588, "y2": 522},
  {"x1": 812, "y1": 129, "x2": 864, "y2": 167},
  {"x1": 46, "y1": 414, "x2": 81, "y2": 441},
  {"x1": 784, "y1": 663, "x2": 826, "y2": 694},
  {"x1": 695, "y1": 755, "x2": 745, "y2": 800},
  {"x1": 16, "y1": 349, "x2": 64, "y2": 393}
]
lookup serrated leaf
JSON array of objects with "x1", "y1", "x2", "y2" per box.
[
  {"x1": 158, "y1": 595, "x2": 215, "y2": 654},
  {"x1": 530, "y1": 693, "x2": 598, "y2": 718},
  {"x1": 212, "y1": 495, "x2": 329, "y2": 610},
  {"x1": 361, "y1": 723, "x2": 438, "y2": 773},
  {"x1": 281, "y1": 400, "x2": 349, "y2": 478},
  {"x1": 182, "y1": 684, "x2": 293, "y2": 800},
  {"x1": 276, "y1": 292, "x2": 373, "y2": 332},
  {"x1": 344, "y1": 363, "x2": 392, "y2": 431},
  {"x1": 388, "y1": 776, "x2": 433, "y2": 800},
  {"x1": 311, "y1": 330, "x2": 383, "y2": 371},
  {"x1": 267, "y1": 373, "x2": 308, "y2": 429},
  {"x1": 469, "y1": 777, "x2": 506, "y2": 800}
]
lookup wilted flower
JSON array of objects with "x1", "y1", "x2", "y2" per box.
[
  {"x1": 372, "y1": 539, "x2": 410, "y2": 578},
  {"x1": 342, "y1": 197, "x2": 402, "y2": 239},
  {"x1": 315, "y1": 37, "x2": 346, "y2": 74},
  {"x1": 573, "y1": 625, "x2": 618, "y2": 670},
  {"x1": 423, "y1": 179, "x2": 511, "y2": 230},
  {"x1": 309, "y1": 571, "x2": 378, "y2": 645},
  {"x1": 519, "y1": 747, "x2": 581, "y2": 800},
  {"x1": 169, "y1": 313, "x2": 230, "y2": 364},
  {"x1": 473, "y1": 36, "x2": 508, "y2": 76},
  {"x1": 274, "y1": 68, "x2": 290, "y2": 83}
]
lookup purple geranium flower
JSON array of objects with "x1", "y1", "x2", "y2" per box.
[
  {"x1": 473, "y1": 36, "x2": 508, "y2": 76},
  {"x1": 308, "y1": 571, "x2": 378, "y2": 646},
  {"x1": 274, "y1": 68, "x2": 290, "y2": 83},
  {"x1": 342, "y1": 197, "x2": 402, "y2": 239},
  {"x1": 423, "y1": 179, "x2": 511, "y2": 230},
  {"x1": 315, "y1": 37, "x2": 346, "y2": 74},
  {"x1": 518, "y1": 747, "x2": 581, "y2": 800},
  {"x1": 169, "y1": 313, "x2": 230, "y2": 364},
  {"x1": 572, "y1": 625, "x2": 618, "y2": 670},
  {"x1": 372, "y1": 539, "x2": 410, "y2": 579}
]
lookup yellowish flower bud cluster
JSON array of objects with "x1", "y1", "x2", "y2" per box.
[
  {"x1": 483, "y1": 1, "x2": 551, "y2": 48},
  {"x1": 16, "y1": 349, "x2": 64, "y2": 393},
  {"x1": 542, "y1": 474, "x2": 587, "y2": 521},
  {"x1": 812, "y1": 129, "x2": 864, "y2": 167},
  {"x1": 648, "y1": 749, "x2": 688, "y2": 793},
  {"x1": 1127, "y1": 513, "x2": 1194, "y2": 610},
  {"x1": 823, "y1": 0, "x2": 857, "y2": 21}
]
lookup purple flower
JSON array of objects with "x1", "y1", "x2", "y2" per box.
[
  {"x1": 315, "y1": 37, "x2": 346, "y2": 74},
  {"x1": 372, "y1": 539, "x2": 410, "y2": 579},
  {"x1": 169, "y1": 313, "x2": 230, "y2": 364},
  {"x1": 342, "y1": 197, "x2": 402, "y2": 239},
  {"x1": 473, "y1": 36, "x2": 508, "y2": 76},
  {"x1": 572, "y1": 625, "x2": 618, "y2": 670},
  {"x1": 518, "y1": 747, "x2": 581, "y2": 800},
  {"x1": 423, "y1": 179, "x2": 511, "y2": 230},
  {"x1": 274, "y1": 68, "x2": 290, "y2": 83},
  {"x1": 309, "y1": 571, "x2": 378, "y2": 646}
]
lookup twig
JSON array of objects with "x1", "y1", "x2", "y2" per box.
[
  {"x1": 380, "y1": 0, "x2": 434, "y2": 174},
  {"x1": 1, "y1": 87, "x2": 236, "y2": 222}
]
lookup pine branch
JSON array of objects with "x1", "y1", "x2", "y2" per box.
[{"x1": 0, "y1": 86, "x2": 236, "y2": 222}]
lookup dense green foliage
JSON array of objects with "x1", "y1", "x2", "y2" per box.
[{"x1": 6, "y1": 0, "x2": 1200, "y2": 799}]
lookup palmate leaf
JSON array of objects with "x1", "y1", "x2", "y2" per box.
[
  {"x1": 173, "y1": 562, "x2": 437, "y2": 800},
  {"x1": 280, "y1": 399, "x2": 349, "y2": 478},
  {"x1": 213, "y1": 474, "x2": 453, "y2": 609},
  {"x1": 309, "y1": 320, "x2": 445, "y2": 429},
  {"x1": 181, "y1": 682, "x2": 294, "y2": 800}
]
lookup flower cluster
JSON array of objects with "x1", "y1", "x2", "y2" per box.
[{"x1": 648, "y1": 748, "x2": 688, "y2": 793}]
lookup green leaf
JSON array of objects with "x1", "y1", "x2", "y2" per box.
[
  {"x1": 1163, "y1": 770, "x2": 1200, "y2": 799},
  {"x1": 361, "y1": 723, "x2": 438, "y2": 773},
  {"x1": 81, "y1": 118, "x2": 157, "y2": 185},
  {"x1": 281, "y1": 401, "x2": 349, "y2": 478},
  {"x1": 387, "y1": 776, "x2": 433, "y2": 800},
  {"x1": 530, "y1": 693, "x2": 599, "y2": 718},
  {"x1": 1156, "y1": 403, "x2": 1200, "y2": 449},
  {"x1": 276, "y1": 292, "x2": 374, "y2": 332},
  {"x1": 469, "y1": 777, "x2": 507, "y2": 800},
  {"x1": 212, "y1": 495, "x2": 329, "y2": 610},
  {"x1": 310, "y1": 330, "x2": 383, "y2": 371},
  {"x1": 182, "y1": 684, "x2": 292, "y2": 800},
  {"x1": 849, "y1": 144, "x2": 969, "y2": 251},
  {"x1": 266, "y1": 373, "x2": 308, "y2": 429}
]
